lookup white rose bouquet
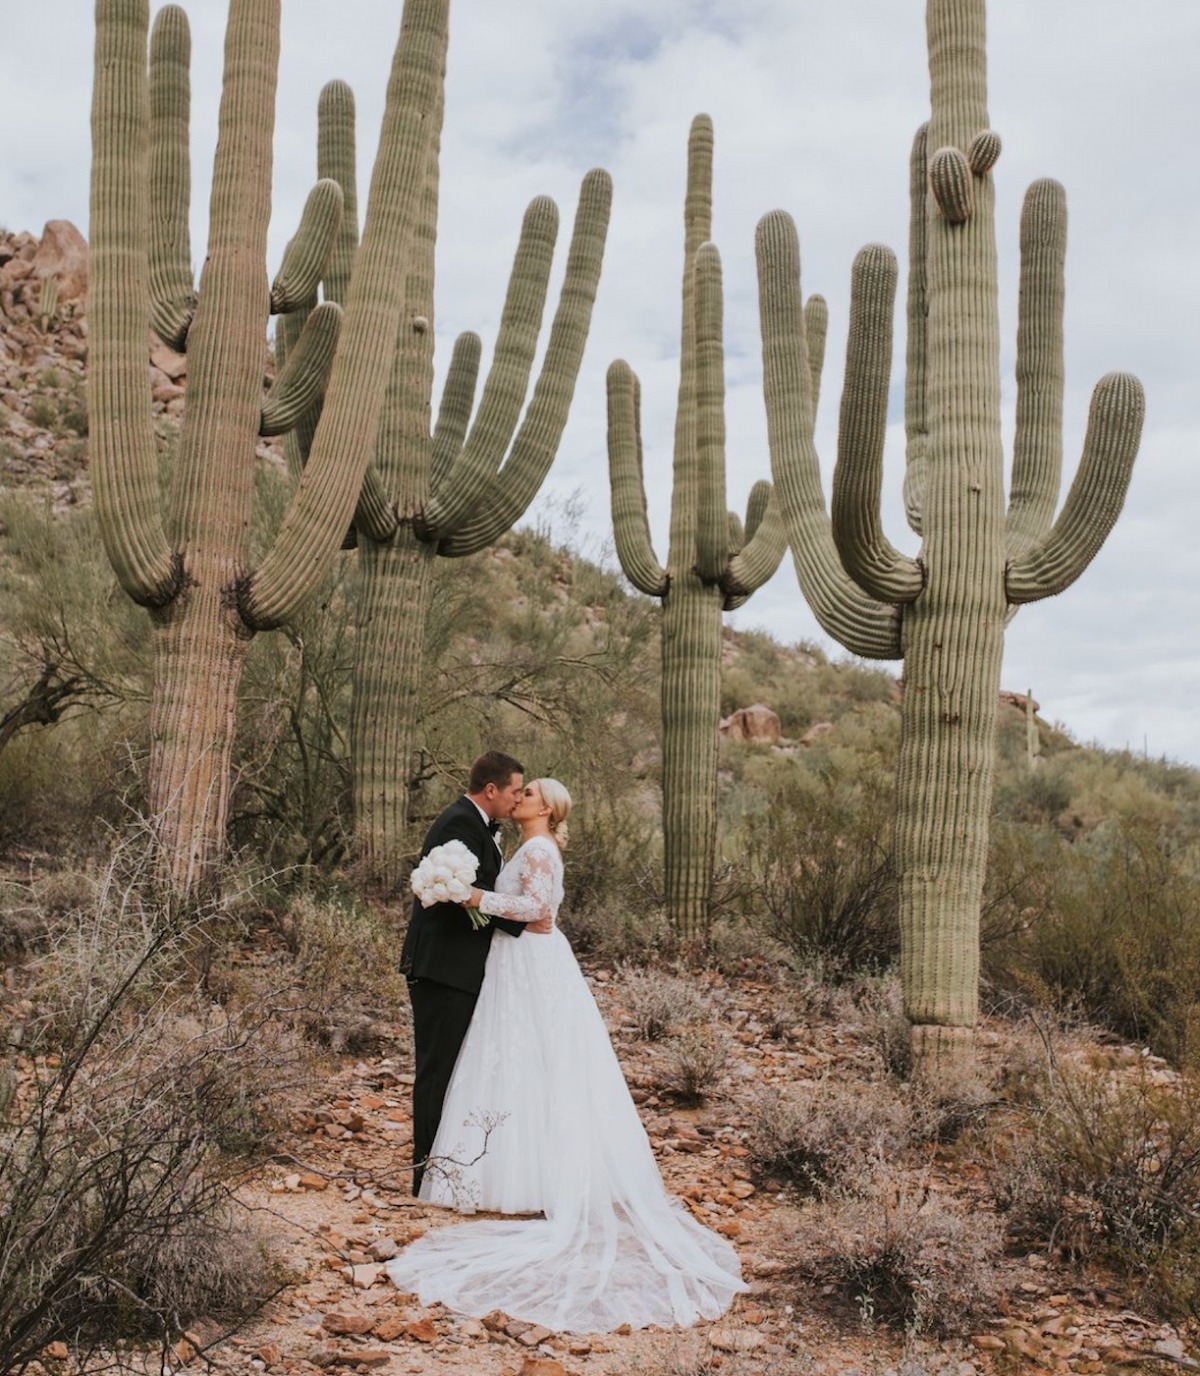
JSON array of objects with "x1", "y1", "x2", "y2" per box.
[{"x1": 410, "y1": 840, "x2": 487, "y2": 928}]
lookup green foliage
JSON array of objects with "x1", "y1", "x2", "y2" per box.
[
  {"x1": 733, "y1": 760, "x2": 899, "y2": 976},
  {"x1": 995, "y1": 1055, "x2": 1200, "y2": 1323}
]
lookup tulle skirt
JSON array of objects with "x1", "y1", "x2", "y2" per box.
[{"x1": 385, "y1": 927, "x2": 747, "y2": 1332}]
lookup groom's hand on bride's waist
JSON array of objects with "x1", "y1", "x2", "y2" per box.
[{"x1": 526, "y1": 915, "x2": 553, "y2": 935}]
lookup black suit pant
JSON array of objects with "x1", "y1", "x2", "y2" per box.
[{"x1": 407, "y1": 977, "x2": 478, "y2": 1195}]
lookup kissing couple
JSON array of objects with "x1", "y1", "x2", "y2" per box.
[{"x1": 387, "y1": 750, "x2": 746, "y2": 1333}]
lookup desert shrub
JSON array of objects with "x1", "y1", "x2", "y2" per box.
[
  {"x1": 619, "y1": 966, "x2": 707, "y2": 1041},
  {"x1": 994, "y1": 1056, "x2": 1200, "y2": 1322},
  {"x1": 736, "y1": 762, "x2": 898, "y2": 976},
  {"x1": 0, "y1": 891, "x2": 292, "y2": 1369},
  {"x1": 657, "y1": 1026, "x2": 730, "y2": 1104},
  {"x1": 782, "y1": 1174, "x2": 1004, "y2": 1336},
  {"x1": 987, "y1": 820, "x2": 1200, "y2": 1065},
  {"x1": 747, "y1": 1079, "x2": 912, "y2": 1196},
  {"x1": 277, "y1": 889, "x2": 408, "y2": 1052}
]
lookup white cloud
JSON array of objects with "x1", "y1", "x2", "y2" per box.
[{"x1": 2, "y1": 1, "x2": 1197, "y2": 762}]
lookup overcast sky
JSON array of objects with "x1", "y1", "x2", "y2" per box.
[{"x1": 2, "y1": 2, "x2": 1197, "y2": 763}]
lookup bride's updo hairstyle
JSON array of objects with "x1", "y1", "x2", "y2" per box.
[{"x1": 537, "y1": 778, "x2": 572, "y2": 850}]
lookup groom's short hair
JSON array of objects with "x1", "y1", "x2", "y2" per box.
[{"x1": 468, "y1": 750, "x2": 525, "y2": 794}]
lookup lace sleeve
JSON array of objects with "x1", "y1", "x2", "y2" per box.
[{"x1": 478, "y1": 843, "x2": 560, "y2": 925}]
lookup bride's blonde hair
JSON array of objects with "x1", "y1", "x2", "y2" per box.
[{"x1": 536, "y1": 778, "x2": 572, "y2": 850}]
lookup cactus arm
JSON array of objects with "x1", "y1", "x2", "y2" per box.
[
  {"x1": 725, "y1": 485, "x2": 786, "y2": 600},
  {"x1": 743, "y1": 479, "x2": 770, "y2": 543},
  {"x1": 606, "y1": 360, "x2": 669, "y2": 597},
  {"x1": 354, "y1": 464, "x2": 399, "y2": 542},
  {"x1": 831, "y1": 244, "x2": 925, "y2": 604},
  {"x1": 89, "y1": 0, "x2": 182, "y2": 608},
  {"x1": 269, "y1": 178, "x2": 344, "y2": 314},
  {"x1": 726, "y1": 511, "x2": 745, "y2": 552},
  {"x1": 1006, "y1": 177, "x2": 1067, "y2": 557},
  {"x1": 240, "y1": 0, "x2": 447, "y2": 631},
  {"x1": 147, "y1": 3, "x2": 196, "y2": 352},
  {"x1": 667, "y1": 115, "x2": 713, "y2": 569},
  {"x1": 903, "y1": 124, "x2": 929, "y2": 536},
  {"x1": 1005, "y1": 372, "x2": 1144, "y2": 604},
  {"x1": 412, "y1": 195, "x2": 558, "y2": 540},
  {"x1": 755, "y1": 210, "x2": 902, "y2": 660},
  {"x1": 694, "y1": 242, "x2": 729, "y2": 584},
  {"x1": 429, "y1": 330, "x2": 481, "y2": 489},
  {"x1": 260, "y1": 300, "x2": 341, "y2": 436},
  {"x1": 279, "y1": 84, "x2": 360, "y2": 483},
  {"x1": 432, "y1": 169, "x2": 613, "y2": 555},
  {"x1": 318, "y1": 79, "x2": 359, "y2": 305},
  {"x1": 804, "y1": 295, "x2": 828, "y2": 427}
]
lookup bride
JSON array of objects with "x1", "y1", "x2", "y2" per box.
[{"x1": 386, "y1": 778, "x2": 747, "y2": 1333}]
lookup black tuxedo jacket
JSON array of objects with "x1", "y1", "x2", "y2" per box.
[{"x1": 399, "y1": 796, "x2": 525, "y2": 994}]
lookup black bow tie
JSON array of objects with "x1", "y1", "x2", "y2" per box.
[{"x1": 487, "y1": 819, "x2": 501, "y2": 837}]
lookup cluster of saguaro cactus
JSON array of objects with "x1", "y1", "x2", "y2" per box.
[
  {"x1": 285, "y1": 61, "x2": 611, "y2": 889},
  {"x1": 607, "y1": 116, "x2": 788, "y2": 944},
  {"x1": 88, "y1": 0, "x2": 446, "y2": 892},
  {"x1": 755, "y1": 0, "x2": 1143, "y2": 1067}
]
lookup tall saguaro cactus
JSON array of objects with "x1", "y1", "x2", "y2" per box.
[
  {"x1": 607, "y1": 116, "x2": 788, "y2": 943},
  {"x1": 755, "y1": 0, "x2": 1143, "y2": 1067},
  {"x1": 88, "y1": 0, "x2": 445, "y2": 892},
  {"x1": 290, "y1": 70, "x2": 611, "y2": 889}
]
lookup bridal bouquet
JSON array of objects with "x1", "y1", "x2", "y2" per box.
[{"x1": 410, "y1": 840, "x2": 487, "y2": 928}]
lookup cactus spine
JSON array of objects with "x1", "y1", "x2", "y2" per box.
[
  {"x1": 607, "y1": 117, "x2": 788, "y2": 944},
  {"x1": 756, "y1": 0, "x2": 1143, "y2": 1068},
  {"x1": 88, "y1": 0, "x2": 445, "y2": 892},
  {"x1": 295, "y1": 71, "x2": 611, "y2": 889}
]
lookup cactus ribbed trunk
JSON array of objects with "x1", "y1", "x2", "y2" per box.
[
  {"x1": 299, "y1": 63, "x2": 610, "y2": 888},
  {"x1": 607, "y1": 117, "x2": 787, "y2": 944},
  {"x1": 894, "y1": 0, "x2": 1005, "y2": 1054},
  {"x1": 351, "y1": 537, "x2": 437, "y2": 884},
  {"x1": 89, "y1": 0, "x2": 446, "y2": 893},
  {"x1": 149, "y1": 575, "x2": 251, "y2": 890},
  {"x1": 661, "y1": 574, "x2": 725, "y2": 943},
  {"x1": 755, "y1": 0, "x2": 1142, "y2": 1073}
]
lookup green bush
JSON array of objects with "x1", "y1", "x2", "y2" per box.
[
  {"x1": 735, "y1": 762, "x2": 899, "y2": 976},
  {"x1": 994, "y1": 1055, "x2": 1200, "y2": 1323}
]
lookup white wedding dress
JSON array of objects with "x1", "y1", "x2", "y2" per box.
[{"x1": 385, "y1": 834, "x2": 747, "y2": 1333}]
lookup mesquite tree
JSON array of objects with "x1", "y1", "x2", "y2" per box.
[
  {"x1": 607, "y1": 116, "x2": 788, "y2": 944},
  {"x1": 755, "y1": 0, "x2": 1143, "y2": 1068},
  {"x1": 284, "y1": 62, "x2": 612, "y2": 889},
  {"x1": 88, "y1": 0, "x2": 446, "y2": 892}
]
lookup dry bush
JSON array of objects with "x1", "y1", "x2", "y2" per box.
[
  {"x1": 0, "y1": 846, "x2": 301, "y2": 1368},
  {"x1": 747, "y1": 1078, "x2": 912, "y2": 1196},
  {"x1": 657, "y1": 1027, "x2": 731, "y2": 1104},
  {"x1": 993, "y1": 1055, "x2": 1200, "y2": 1322},
  {"x1": 619, "y1": 966, "x2": 707, "y2": 1041},
  {"x1": 276, "y1": 891, "x2": 409, "y2": 1052},
  {"x1": 782, "y1": 1175, "x2": 1004, "y2": 1336},
  {"x1": 908, "y1": 1070, "x2": 996, "y2": 1146}
]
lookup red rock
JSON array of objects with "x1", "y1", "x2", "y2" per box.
[
  {"x1": 32, "y1": 221, "x2": 89, "y2": 302},
  {"x1": 404, "y1": 1318, "x2": 438, "y2": 1343},
  {"x1": 322, "y1": 1311, "x2": 373, "y2": 1336},
  {"x1": 518, "y1": 1360, "x2": 568, "y2": 1376},
  {"x1": 370, "y1": 1316, "x2": 409, "y2": 1342},
  {"x1": 351, "y1": 1350, "x2": 392, "y2": 1368}
]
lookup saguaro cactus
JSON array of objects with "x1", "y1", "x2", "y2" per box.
[
  {"x1": 88, "y1": 0, "x2": 445, "y2": 892},
  {"x1": 288, "y1": 70, "x2": 611, "y2": 889},
  {"x1": 755, "y1": 0, "x2": 1143, "y2": 1067},
  {"x1": 607, "y1": 116, "x2": 788, "y2": 944}
]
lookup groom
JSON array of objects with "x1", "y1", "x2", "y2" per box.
[{"x1": 400, "y1": 750, "x2": 543, "y2": 1194}]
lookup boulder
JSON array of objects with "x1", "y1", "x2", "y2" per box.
[
  {"x1": 718, "y1": 703, "x2": 781, "y2": 744},
  {"x1": 33, "y1": 221, "x2": 89, "y2": 302}
]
